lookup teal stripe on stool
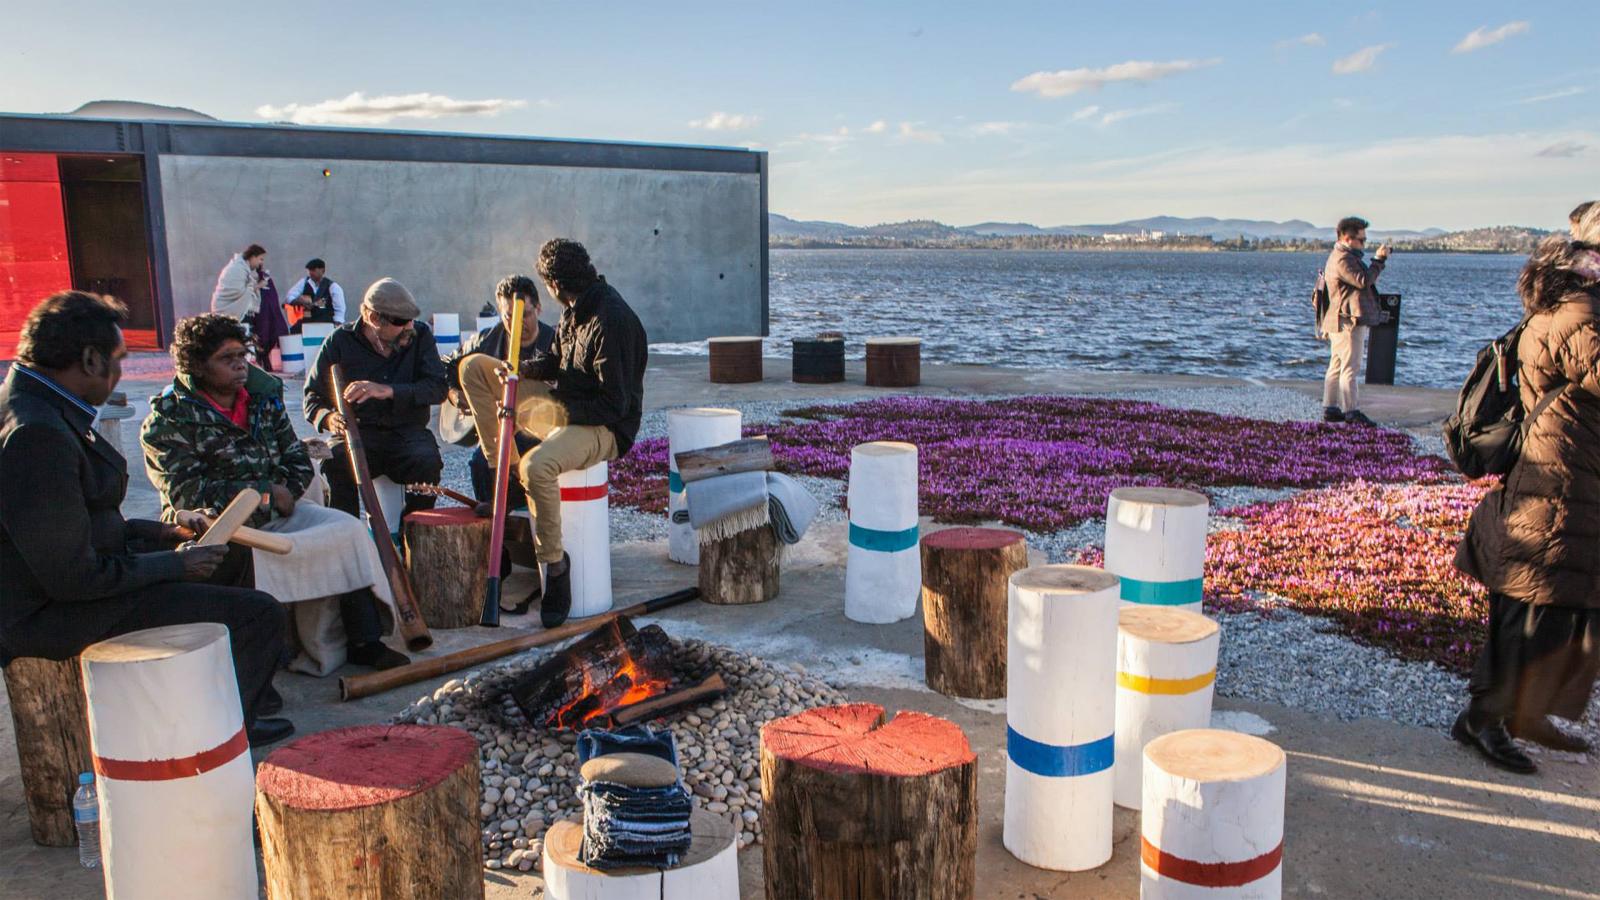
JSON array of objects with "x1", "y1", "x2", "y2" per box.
[
  {"x1": 668, "y1": 471, "x2": 684, "y2": 493},
  {"x1": 1120, "y1": 576, "x2": 1203, "y2": 606},
  {"x1": 849, "y1": 522, "x2": 919, "y2": 553},
  {"x1": 1007, "y1": 727, "x2": 1114, "y2": 777}
]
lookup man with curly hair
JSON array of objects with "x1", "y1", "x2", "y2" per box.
[
  {"x1": 143, "y1": 314, "x2": 409, "y2": 673},
  {"x1": 459, "y1": 240, "x2": 648, "y2": 627}
]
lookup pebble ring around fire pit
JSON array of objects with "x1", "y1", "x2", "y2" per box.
[{"x1": 390, "y1": 637, "x2": 848, "y2": 871}]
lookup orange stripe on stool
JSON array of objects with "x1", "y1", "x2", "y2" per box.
[
  {"x1": 93, "y1": 726, "x2": 249, "y2": 781},
  {"x1": 559, "y1": 483, "x2": 608, "y2": 502},
  {"x1": 1140, "y1": 834, "x2": 1283, "y2": 888}
]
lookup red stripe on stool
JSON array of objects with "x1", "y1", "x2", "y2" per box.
[
  {"x1": 559, "y1": 484, "x2": 608, "y2": 502},
  {"x1": 1141, "y1": 835, "x2": 1283, "y2": 888},
  {"x1": 93, "y1": 726, "x2": 249, "y2": 782}
]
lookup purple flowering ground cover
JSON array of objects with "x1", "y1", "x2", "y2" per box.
[{"x1": 611, "y1": 395, "x2": 1456, "y2": 531}]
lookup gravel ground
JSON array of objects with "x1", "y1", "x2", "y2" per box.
[{"x1": 391, "y1": 637, "x2": 849, "y2": 871}]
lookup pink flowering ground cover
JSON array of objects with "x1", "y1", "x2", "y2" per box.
[
  {"x1": 611, "y1": 395, "x2": 1456, "y2": 530},
  {"x1": 1078, "y1": 481, "x2": 1494, "y2": 672}
]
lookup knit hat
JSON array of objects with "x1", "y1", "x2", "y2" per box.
[{"x1": 362, "y1": 278, "x2": 420, "y2": 320}]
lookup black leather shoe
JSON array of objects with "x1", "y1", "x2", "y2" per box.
[
  {"x1": 349, "y1": 642, "x2": 411, "y2": 670},
  {"x1": 541, "y1": 553, "x2": 572, "y2": 629},
  {"x1": 1344, "y1": 410, "x2": 1377, "y2": 427},
  {"x1": 1452, "y1": 712, "x2": 1537, "y2": 773},
  {"x1": 247, "y1": 717, "x2": 295, "y2": 748},
  {"x1": 257, "y1": 685, "x2": 284, "y2": 717},
  {"x1": 1510, "y1": 717, "x2": 1592, "y2": 753},
  {"x1": 1323, "y1": 406, "x2": 1345, "y2": 423},
  {"x1": 503, "y1": 574, "x2": 543, "y2": 616}
]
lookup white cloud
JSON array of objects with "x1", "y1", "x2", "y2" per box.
[
  {"x1": 1331, "y1": 44, "x2": 1390, "y2": 75},
  {"x1": 255, "y1": 91, "x2": 526, "y2": 125},
  {"x1": 688, "y1": 111, "x2": 761, "y2": 131},
  {"x1": 793, "y1": 126, "x2": 853, "y2": 147},
  {"x1": 973, "y1": 121, "x2": 1021, "y2": 136},
  {"x1": 1071, "y1": 105, "x2": 1102, "y2": 121},
  {"x1": 1453, "y1": 21, "x2": 1530, "y2": 54},
  {"x1": 1100, "y1": 104, "x2": 1175, "y2": 126},
  {"x1": 1276, "y1": 33, "x2": 1325, "y2": 49},
  {"x1": 897, "y1": 121, "x2": 943, "y2": 143},
  {"x1": 1536, "y1": 140, "x2": 1588, "y2": 158},
  {"x1": 865, "y1": 120, "x2": 889, "y2": 134},
  {"x1": 1520, "y1": 86, "x2": 1586, "y2": 104},
  {"x1": 1010, "y1": 58, "x2": 1220, "y2": 98}
]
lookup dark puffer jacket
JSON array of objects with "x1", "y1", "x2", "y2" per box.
[{"x1": 1457, "y1": 288, "x2": 1600, "y2": 608}]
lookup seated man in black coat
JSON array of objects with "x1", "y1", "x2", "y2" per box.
[{"x1": 0, "y1": 292, "x2": 293, "y2": 746}]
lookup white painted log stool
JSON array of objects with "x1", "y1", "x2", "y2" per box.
[
  {"x1": 1104, "y1": 486, "x2": 1209, "y2": 612},
  {"x1": 277, "y1": 333, "x2": 306, "y2": 375},
  {"x1": 1142, "y1": 729, "x2": 1286, "y2": 899},
  {"x1": 1003, "y1": 565, "x2": 1120, "y2": 872},
  {"x1": 1114, "y1": 607, "x2": 1221, "y2": 810},
  {"x1": 369, "y1": 474, "x2": 406, "y2": 548},
  {"x1": 81, "y1": 624, "x2": 258, "y2": 899},
  {"x1": 542, "y1": 809, "x2": 738, "y2": 900},
  {"x1": 476, "y1": 314, "x2": 500, "y2": 333},
  {"x1": 844, "y1": 441, "x2": 920, "y2": 624},
  {"x1": 300, "y1": 322, "x2": 336, "y2": 363},
  {"x1": 560, "y1": 460, "x2": 614, "y2": 617},
  {"x1": 667, "y1": 407, "x2": 742, "y2": 565},
  {"x1": 431, "y1": 312, "x2": 460, "y2": 357}
]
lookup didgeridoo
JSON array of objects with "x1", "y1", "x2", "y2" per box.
[
  {"x1": 331, "y1": 363, "x2": 433, "y2": 651},
  {"x1": 481, "y1": 295, "x2": 528, "y2": 626},
  {"x1": 339, "y1": 587, "x2": 700, "y2": 701}
]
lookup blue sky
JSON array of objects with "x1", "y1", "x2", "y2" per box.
[{"x1": 3, "y1": 1, "x2": 1594, "y2": 230}]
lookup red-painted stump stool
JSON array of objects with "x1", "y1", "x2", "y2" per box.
[
  {"x1": 761, "y1": 703, "x2": 977, "y2": 900},
  {"x1": 921, "y1": 527, "x2": 1028, "y2": 699},
  {"x1": 404, "y1": 507, "x2": 492, "y2": 628},
  {"x1": 2, "y1": 657, "x2": 92, "y2": 846},
  {"x1": 256, "y1": 724, "x2": 483, "y2": 900}
]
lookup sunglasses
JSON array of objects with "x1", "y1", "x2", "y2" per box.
[{"x1": 381, "y1": 314, "x2": 412, "y2": 327}]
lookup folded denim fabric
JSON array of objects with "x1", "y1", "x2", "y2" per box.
[{"x1": 577, "y1": 724, "x2": 680, "y2": 767}]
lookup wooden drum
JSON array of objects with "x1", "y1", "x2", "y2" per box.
[
  {"x1": 708, "y1": 337, "x2": 763, "y2": 384},
  {"x1": 865, "y1": 337, "x2": 921, "y2": 387}
]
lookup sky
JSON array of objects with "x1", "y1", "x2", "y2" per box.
[{"x1": 3, "y1": 1, "x2": 1596, "y2": 231}]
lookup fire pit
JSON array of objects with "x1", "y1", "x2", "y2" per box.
[{"x1": 508, "y1": 618, "x2": 728, "y2": 731}]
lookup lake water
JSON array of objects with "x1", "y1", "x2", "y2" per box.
[{"x1": 673, "y1": 249, "x2": 1529, "y2": 389}]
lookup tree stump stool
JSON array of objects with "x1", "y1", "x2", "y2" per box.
[
  {"x1": 864, "y1": 337, "x2": 921, "y2": 387},
  {"x1": 403, "y1": 507, "x2": 492, "y2": 628},
  {"x1": 761, "y1": 703, "x2": 976, "y2": 900},
  {"x1": 256, "y1": 724, "x2": 483, "y2": 900},
  {"x1": 541, "y1": 809, "x2": 739, "y2": 899},
  {"x1": 792, "y1": 336, "x2": 845, "y2": 384},
  {"x1": 921, "y1": 527, "x2": 1027, "y2": 699},
  {"x1": 708, "y1": 337, "x2": 763, "y2": 383},
  {"x1": 699, "y1": 525, "x2": 780, "y2": 605},
  {"x1": 2, "y1": 657, "x2": 92, "y2": 846}
]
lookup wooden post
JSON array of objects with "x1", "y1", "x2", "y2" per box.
[
  {"x1": 761, "y1": 703, "x2": 977, "y2": 900},
  {"x1": 2, "y1": 657, "x2": 92, "y2": 846},
  {"x1": 541, "y1": 810, "x2": 739, "y2": 899},
  {"x1": 864, "y1": 337, "x2": 921, "y2": 387},
  {"x1": 256, "y1": 724, "x2": 483, "y2": 900},
  {"x1": 920, "y1": 527, "x2": 1027, "y2": 699},
  {"x1": 699, "y1": 525, "x2": 779, "y2": 605},
  {"x1": 403, "y1": 507, "x2": 494, "y2": 628},
  {"x1": 707, "y1": 337, "x2": 763, "y2": 383}
]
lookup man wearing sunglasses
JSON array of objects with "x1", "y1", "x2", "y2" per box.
[
  {"x1": 1321, "y1": 216, "x2": 1390, "y2": 426},
  {"x1": 304, "y1": 278, "x2": 449, "y2": 547}
]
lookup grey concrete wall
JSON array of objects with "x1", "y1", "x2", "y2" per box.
[{"x1": 158, "y1": 155, "x2": 763, "y2": 341}]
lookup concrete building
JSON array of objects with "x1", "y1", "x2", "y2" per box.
[{"x1": 0, "y1": 108, "x2": 769, "y2": 357}]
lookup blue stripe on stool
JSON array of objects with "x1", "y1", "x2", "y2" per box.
[
  {"x1": 1120, "y1": 577, "x2": 1203, "y2": 606},
  {"x1": 281, "y1": 352, "x2": 304, "y2": 362},
  {"x1": 1007, "y1": 727, "x2": 1115, "y2": 777},
  {"x1": 848, "y1": 522, "x2": 919, "y2": 553},
  {"x1": 669, "y1": 471, "x2": 684, "y2": 493}
]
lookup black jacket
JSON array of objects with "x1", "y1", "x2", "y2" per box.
[
  {"x1": 443, "y1": 318, "x2": 557, "y2": 391},
  {"x1": 304, "y1": 321, "x2": 449, "y2": 434},
  {"x1": 0, "y1": 367, "x2": 185, "y2": 662},
  {"x1": 528, "y1": 279, "x2": 648, "y2": 456}
]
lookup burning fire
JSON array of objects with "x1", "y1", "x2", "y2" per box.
[{"x1": 547, "y1": 628, "x2": 672, "y2": 729}]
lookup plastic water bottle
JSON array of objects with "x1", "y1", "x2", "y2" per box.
[{"x1": 73, "y1": 771, "x2": 100, "y2": 868}]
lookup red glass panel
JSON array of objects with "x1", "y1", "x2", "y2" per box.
[{"x1": 0, "y1": 153, "x2": 73, "y2": 359}]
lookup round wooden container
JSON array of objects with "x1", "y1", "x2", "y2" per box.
[
  {"x1": 792, "y1": 336, "x2": 845, "y2": 384},
  {"x1": 708, "y1": 337, "x2": 763, "y2": 384},
  {"x1": 865, "y1": 337, "x2": 921, "y2": 387}
]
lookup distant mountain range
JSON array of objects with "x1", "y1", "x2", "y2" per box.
[{"x1": 770, "y1": 213, "x2": 1450, "y2": 243}]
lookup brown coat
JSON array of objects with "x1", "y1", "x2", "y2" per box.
[
  {"x1": 1458, "y1": 289, "x2": 1600, "y2": 608},
  {"x1": 1322, "y1": 245, "x2": 1385, "y2": 334}
]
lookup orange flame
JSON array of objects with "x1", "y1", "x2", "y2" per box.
[{"x1": 548, "y1": 624, "x2": 673, "y2": 728}]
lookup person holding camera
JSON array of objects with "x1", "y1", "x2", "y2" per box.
[{"x1": 1321, "y1": 216, "x2": 1390, "y2": 425}]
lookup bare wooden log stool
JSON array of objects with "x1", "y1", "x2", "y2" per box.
[
  {"x1": 921, "y1": 527, "x2": 1027, "y2": 699},
  {"x1": 256, "y1": 724, "x2": 483, "y2": 900},
  {"x1": 707, "y1": 336, "x2": 763, "y2": 384},
  {"x1": 864, "y1": 337, "x2": 921, "y2": 387},
  {"x1": 761, "y1": 702, "x2": 977, "y2": 899},
  {"x1": 791, "y1": 336, "x2": 845, "y2": 384},
  {"x1": 541, "y1": 809, "x2": 739, "y2": 899},
  {"x1": 699, "y1": 525, "x2": 780, "y2": 605},
  {"x1": 2, "y1": 657, "x2": 92, "y2": 846},
  {"x1": 403, "y1": 507, "x2": 492, "y2": 628}
]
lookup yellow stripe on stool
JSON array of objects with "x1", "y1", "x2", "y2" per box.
[{"x1": 1116, "y1": 669, "x2": 1216, "y2": 695}]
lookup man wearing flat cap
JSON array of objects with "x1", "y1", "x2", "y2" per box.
[{"x1": 304, "y1": 278, "x2": 448, "y2": 523}]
